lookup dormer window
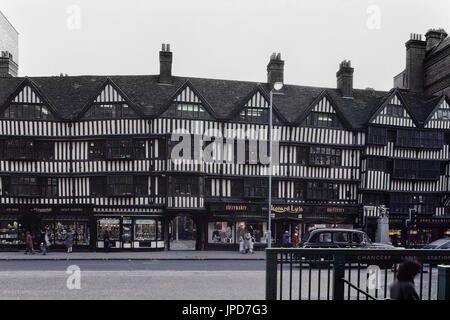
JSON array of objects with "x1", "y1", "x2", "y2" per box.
[
  {"x1": 1, "y1": 104, "x2": 54, "y2": 120},
  {"x1": 304, "y1": 112, "x2": 341, "y2": 128},
  {"x1": 85, "y1": 103, "x2": 137, "y2": 119},
  {"x1": 239, "y1": 108, "x2": 266, "y2": 123},
  {"x1": 164, "y1": 103, "x2": 210, "y2": 119},
  {"x1": 436, "y1": 109, "x2": 450, "y2": 120},
  {"x1": 386, "y1": 105, "x2": 404, "y2": 117}
]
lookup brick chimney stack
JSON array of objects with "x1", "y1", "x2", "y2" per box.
[
  {"x1": 405, "y1": 33, "x2": 426, "y2": 93},
  {"x1": 425, "y1": 28, "x2": 448, "y2": 52},
  {"x1": 0, "y1": 51, "x2": 18, "y2": 77},
  {"x1": 159, "y1": 43, "x2": 173, "y2": 85},
  {"x1": 336, "y1": 60, "x2": 354, "y2": 98},
  {"x1": 267, "y1": 53, "x2": 284, "y2": 90}
]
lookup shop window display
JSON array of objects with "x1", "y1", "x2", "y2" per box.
[
  {"x1": 0, "y1": 220, "x2": 19, "y2": 245},
  {"x1": 97, "y1": 218, "x2": 120, "y2": 241},
  {"x1": 134, "y1": 219, "x2": 157, "y2": 241},
  {"x1": 42, "y1": 221, "x2": 90, "y2": 247},
  {"x1": 208, "y1": 222, "x2": 234, "y2": 244}
]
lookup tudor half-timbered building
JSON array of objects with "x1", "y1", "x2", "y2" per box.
[{"x1": 1, "y1": 31, "x2": 450, "y2": 251}]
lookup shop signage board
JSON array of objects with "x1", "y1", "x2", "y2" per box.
[
  {"x1": 271, "y1": 205, "x2": 304, "y2": 214},
  {"x1": 0, "y1": 205, "x2": 92, "y2": 215}
]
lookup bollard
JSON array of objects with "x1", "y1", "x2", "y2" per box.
[
  {"x1": 265, "y1": 249, "x2": 278, "y2": 300},
  {"x1": 437, "y1": 265, "x2": 450, "y2": 300},
  {"x1": 333, "y1": 253, "x2": 345, "y2": 300}
]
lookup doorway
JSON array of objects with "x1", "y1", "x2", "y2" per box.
[{"x1": 170, "y1": 215, "x2": 197, "y2": 250}]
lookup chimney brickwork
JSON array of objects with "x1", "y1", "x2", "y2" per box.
[
  {"x1": 267, "y1": 53, "x2": 284, "y2": 90},
  {"x1": 336, "y1": 60, "x2": 354, "y2": 98},
  {"x1": 159, "y1": 43, "x2": 173, "y2": 85}
]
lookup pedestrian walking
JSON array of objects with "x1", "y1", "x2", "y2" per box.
[
  {"x1": 282, "y1": 230, "x2": 292, "y2": 248},
  {"x1": 65, "y1": 228, "x2": 73, "y2": 253},
  {"x1": 25, "y1": 231, "x2": 34, "y2": 255},
  {"x1": 44, "y1": 229, "x2": 51, "y2": 254},
  {"x1": 243, "y1": 228, "x2": 254, "y2": 254},
  {"x1": 292, "y1": 232, "x2": 299, "y2": 247},
  {"x1": 104, "y1": 230, "x2": 111, "y2": 253},
  {"x1": 239, "y1": 235, "x2": 245, "y2": 254},
  {"x1": 39, "y1": 229, "x2": 48, "y2": 255},
  {"x1": 390, "y1": 260, "x2": 421, "y2": 300}
]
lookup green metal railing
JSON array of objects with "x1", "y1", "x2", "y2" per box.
[{"x1": 266, "y1": 248, "x2": 450, "y2": 300}]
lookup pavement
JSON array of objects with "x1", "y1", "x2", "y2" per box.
[{"x1": 0, "y1": 250, "x2": 266, "y2": 261}]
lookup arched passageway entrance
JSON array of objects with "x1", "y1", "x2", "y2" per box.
[{"x1": 170, "y1": 215, "x2": 197, "y2": 250}]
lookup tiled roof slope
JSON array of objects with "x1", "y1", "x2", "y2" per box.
[{"x1": 0, "y1": 75, "x2": 447, "y2": 129}]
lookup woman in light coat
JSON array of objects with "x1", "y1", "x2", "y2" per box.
[
  {"x1": 65, "y1": 228, "x2": 73, "y2": 253},
  {"x1": 243, "y1": 228, "x2": 254, "y2": 254}
]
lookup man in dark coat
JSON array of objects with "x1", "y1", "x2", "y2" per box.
[{"x1": 390, "y1": 260, "x2": 421, "y2": 300}]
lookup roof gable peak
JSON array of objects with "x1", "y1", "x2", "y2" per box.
[
  {"x1": 295, "y1": 90, "x2": 352, "y2": 129},
  {"x1": 369, "y1": 90, "x2": 418, "y2": 127}
]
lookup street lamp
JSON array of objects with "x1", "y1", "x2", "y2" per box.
[{"x1": 267, "y1": 81, "x2": 283, "y2": 249}]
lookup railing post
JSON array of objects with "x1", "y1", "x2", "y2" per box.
[
  {"x1": 266, "y1": 249, "x2": 278, "y2": 300},
  {"x1": 333, "y1": 252, "x2": 345, "y2": 301},
  {"x1": 437, "y1": 265, "x2": 450, "y2": 300}
]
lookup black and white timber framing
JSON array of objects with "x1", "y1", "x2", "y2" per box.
[{"x1": 0, "y1": 43, "x2": 450, "y2": 250}]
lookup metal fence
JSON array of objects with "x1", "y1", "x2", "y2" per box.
[{"x1": 266, "y1": 248, "x2": 450, "y2": 300}]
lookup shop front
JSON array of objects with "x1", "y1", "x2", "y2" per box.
[
  {"x1": 271, "y1": 204, "x2": 360, "y2": 245},
  {"x1": 388, "y1": 215, "x2": 450, "y2": 247},
  {"x1": 0, "y1": 205, "x2": 93, "y2": 251},
  {"x1": 0, "y1": 215, "x2": 20, "y2": 249},
  {"x1": 205, "y1": 203, "x2": 360, "y2": 250},
  {"x1": 206, "y1": 203, "x2": 268, "y2": 250},
  {"x1": 270, "y1": 204, "x2": 304, "y2": 246},
  {"x1": 94, "y1": 209, "x2": 165, "y2": 250}
]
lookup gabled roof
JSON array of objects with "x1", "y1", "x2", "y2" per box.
[
  {"x1": 366, "y1": 88, "x2": 440, "y2": 127},
  {"x1": 226, "y1": 84, "x2": 289, "y2": 123},
  {"x1": 400, "y1": 91, "x2": 443, "y2": 126},
  {"x1": 156, "y1": 80, "x2": 218, "y2": 119},
  {"x1": 31, "y1": 76, "x2": 106, "y2": 120},
  {"x1": 76, "y1": 77, "x2": 146, "y2": 120},
  {"x1": 0, "y1": 77, "x2": 62, "y2": 120},
  {"x1": 423, "y1": 95, "x2": 450, "y2": 124},
  {"x1": 294, "y1": 90, "x2": 352, "y2": 130},
  {"x1": 0, "y1": 74, "x2": 446, "y2": 128}
]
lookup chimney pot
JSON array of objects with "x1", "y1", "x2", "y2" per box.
[{"x1": 159, "y1": 43, "x2": 173, "y2": 84}]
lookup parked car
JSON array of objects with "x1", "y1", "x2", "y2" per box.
[
  {"x1": 422, "y1": 238, "x2": 450, "y2": 249},
  {"x1": 302, "y1": 228, "x2": 395, "y2": 249}
]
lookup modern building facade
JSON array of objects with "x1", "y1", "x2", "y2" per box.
[
  {"x1": 0, "y1": 30, "x2": 449, "y2": 251},
  {"x1": 0, "y1": 10, "x2": 18, "y2": 77}
]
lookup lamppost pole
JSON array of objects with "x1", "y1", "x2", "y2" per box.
[
  {"x1": 268, "y1": 89, "x2": 273, "y2": 248},
  {"x1": 267, "y1": 82, "x2": 283, "y2": 249}
]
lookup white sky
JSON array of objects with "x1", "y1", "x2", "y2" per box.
[{"x1": 1, "y1": 0, "x2": 449, "y2": 90}]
